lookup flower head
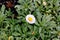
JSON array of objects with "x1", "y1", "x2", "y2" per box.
[
  {"x1": 26, "y1": 14, "x2": 36, "y2": 24},
  {"x1": 43, "y1": 1, "x2": 47, "y2": 6}
]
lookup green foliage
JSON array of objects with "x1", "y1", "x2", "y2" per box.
[{"x1": 0, "y1": 0, "x2": 60, "y2": 40}]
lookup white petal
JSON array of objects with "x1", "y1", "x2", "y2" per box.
[{"x1": 26, "y1": 14, "x2": 36, "y2": 24}]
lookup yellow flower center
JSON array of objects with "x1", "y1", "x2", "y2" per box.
[{"x1": 28, "y1": 17, "x2": 33, "y2": 22}]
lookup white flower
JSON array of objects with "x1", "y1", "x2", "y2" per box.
[
  {"x1": 26, "y1": 14, "x2": 36, "y2": 24},
  {"x1": 43, "y1": 1, "x2": 47, "y2": 6}
]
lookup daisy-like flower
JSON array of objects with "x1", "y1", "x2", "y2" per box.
[
  {"x1": 43, "y1": 1, "x2": 47, "y2": 6},
  {"x1": 26, "y1": 14, "x2": 36, "y2": 24}
]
